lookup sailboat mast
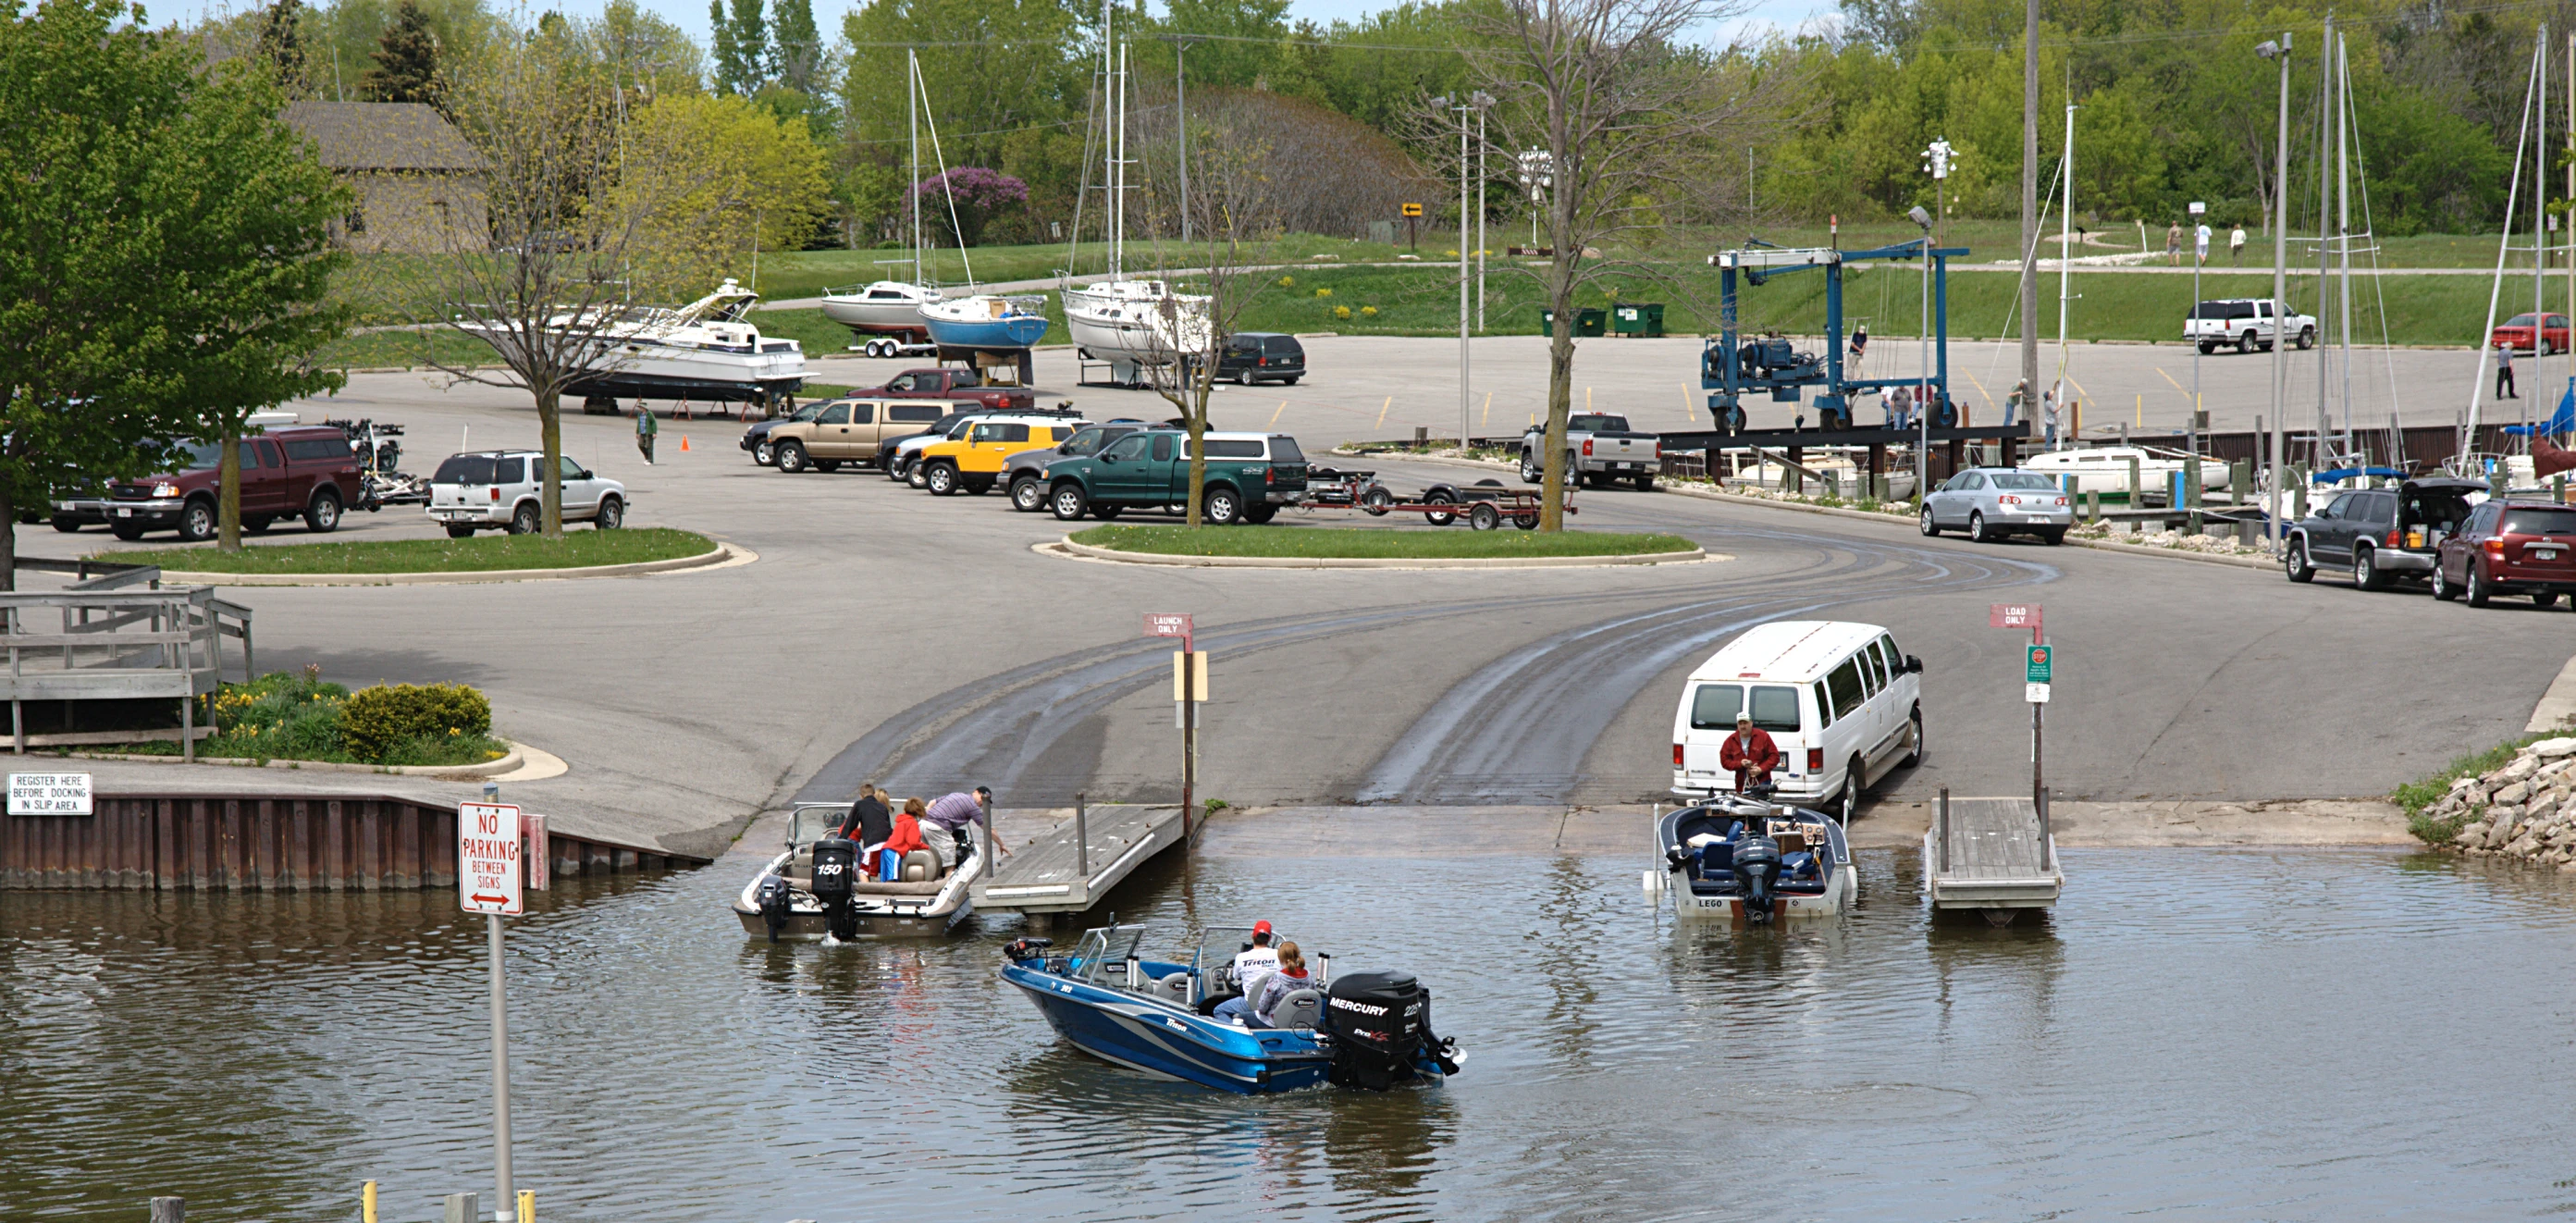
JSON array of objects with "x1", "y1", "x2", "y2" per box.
[
  {"x1": 1115, "y1": 42, "x2": 1128, "y2": 278},
  {"x1": 2336, "y1": 32, "x2": 2354, "y2": 451},
  {"x1": 2566, "y1": 30, "x2": 2572, "y2": 420},
  {"x1": 909, "y1": 50, "x2": 921, "y2": 288},
  {"x1": 2539, "y1": 22, "x2": 2552, "y2": 446},
  {"x1": 2316, "y1": 15, "x2": 2333, "y2": 451},
  {"x1": 2055, "y1": 100, "x2": 2073, "y2": 448}
]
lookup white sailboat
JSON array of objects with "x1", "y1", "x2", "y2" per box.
[
  {"x1": 1061, "y1": 23, "x2": 1210, "y2": 383},
  {"x1": 820, "y1": 51, "x2": 946, "y2": 346}
]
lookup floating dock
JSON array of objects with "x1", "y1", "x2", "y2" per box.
[
  {"x1": 970, "y1": 802, "x2": 1184, "y2": 921},
  {"x1": 1925, "y1": 793, "x2": 2064, "y2": 920}
]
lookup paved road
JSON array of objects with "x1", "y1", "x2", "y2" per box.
[{"x1": 25, "y1": 364, "x2": 2569, "y2": 855}]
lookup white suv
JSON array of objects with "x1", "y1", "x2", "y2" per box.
[{"x1": 427, "y1": 451, "x2": 627, "y2": 537}]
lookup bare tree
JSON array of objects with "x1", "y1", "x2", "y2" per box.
[
  {"x1": 376, "y1": 17, "x2": 663, "y2": 537},
  {"x1": 1439, "y1": 0, "x2": 1770, "y2": 529},
  {"x1": 1133, "y1": 121, "x2": 1288, "y2": 527}
]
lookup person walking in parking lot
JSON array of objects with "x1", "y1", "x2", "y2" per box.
[
  {"x1": 1720, "y1": 711, "x2": 1781, "y2": 794},
  {"x1": 2498, "y1": 340, "x2": 2519, "y2": 400},
  {"x1": 635, "y1": 406, "x2": 659, "y2": 463}
]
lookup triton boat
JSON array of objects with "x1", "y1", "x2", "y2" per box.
[
  {"x1": 921, "y1": 293, "x2": 1050, "y2": 352},
  {"x1": 733, "y1": 802, "x2": 982, "y2": 939},
  {"x1": 1001, "y1": 921, "x2": 1463, "y2": 1094},
  {"x1": 459, "y1": 278, "x2": 807, "y2": 412},
  {"x1": 1645, "y1": 794, "x2": 1855, "y2": 923}
]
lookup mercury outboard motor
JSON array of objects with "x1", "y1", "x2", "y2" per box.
[
  {"x1": 1731, "y1": 834, "x2": 1781, "y2": 924},
  {"x1": 810, "y1": 836, "x2": 859, "y2": 941},
  {"x1": 1324, "y1": 970, "x2": 1429, "y2": 1091},
  {"x1": 755, "y1": 874, "x2": 793, "y2": 943}
]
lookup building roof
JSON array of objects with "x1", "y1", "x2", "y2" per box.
[{"x1": 280, "y1": 101, "x2": 483, "y2": 173}]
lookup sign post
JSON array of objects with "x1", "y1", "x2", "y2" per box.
[
  {"x1": 1400, "y1": 202, "x2": 1424, "y2": 251},
  {"x1": 1991, "y1": 606, "x2": 2049, "y2": 832},
  {"x1": 458, "y1": 800, "x2": 523, "y2": 1222},
  {"x1": 1146, "y1": 614, "x2": 1202, "y2": 838}
]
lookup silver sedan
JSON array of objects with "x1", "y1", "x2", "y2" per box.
[{"x1": 1919, "y1": 467, "x2": 2074, "y2": 544}]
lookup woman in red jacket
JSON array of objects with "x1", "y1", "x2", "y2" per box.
[{"x1": 1719, "y1": 710, "x2": 1781, "y2": 793}]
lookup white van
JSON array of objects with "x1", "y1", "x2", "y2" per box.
[{"x1": 1670, "y1": 621, "x2": 1923, "y2": 822}]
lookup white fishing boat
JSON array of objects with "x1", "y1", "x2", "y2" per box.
[
  {"x1": 2018, "y1": 446, "x2": 2228, "y2": 496},
  {"x1": 458, "y1": 278, "x2": 806, "y2": 412},
  {"x1": 1645, "y1": 796, "x2": 1856, "y2": 924},
  {"x1": 733, "y1": 803, "x2": 982, "y2": 939},
  {"x1": 820, "y1": 280, "x2": 941, "y2": 341}
]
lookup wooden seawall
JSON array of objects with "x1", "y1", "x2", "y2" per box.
[{"x1": 3, "y1": 793, "x2": 706, "y2": 891}]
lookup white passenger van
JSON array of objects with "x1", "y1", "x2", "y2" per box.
[{"x1": 1670, "y1": 621, "x2": 1923, "y2": 822}]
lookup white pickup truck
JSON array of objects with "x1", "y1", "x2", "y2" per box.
[
  {"x1": 2186, "y1": 298, "x2": 2317, "y2": 355},
  {"x1": 1520, "y1": 413, "x2": 1662, "y2": 490}
]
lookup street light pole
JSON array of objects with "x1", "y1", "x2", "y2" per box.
[{"x1": 1476, "y1": 105, "x2": 1487, "y2": 332}]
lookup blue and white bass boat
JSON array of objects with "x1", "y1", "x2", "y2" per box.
[
  {"x1": 1001, "y1": 922, "x2": 1463, "y2": 1094},
  {"x1": 920, "y1": 294, "x2": 1049, "y2": 352},
  {"x1": 1645, "y1": 794, "x2": 1856, "y2": 923}
]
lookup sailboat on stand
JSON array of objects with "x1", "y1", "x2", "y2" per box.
[
  {"x1": 1061, "y1": 18, "x2": 1211, "y2": 388},
  {"x1": 821, "y1": 51, "x2": 946, "y2": 352}
]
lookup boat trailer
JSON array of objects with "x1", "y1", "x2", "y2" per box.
[{"x1": 1303, "y1": 469, "x2": 1573, "y2": 529}]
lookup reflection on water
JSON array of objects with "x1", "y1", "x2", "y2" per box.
[{"x1": 6, "y1": 846, "x2": 2576, "y2": 1220}]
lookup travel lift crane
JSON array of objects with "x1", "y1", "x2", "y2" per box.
[{"x1": 1701, "y1": 237, "x2": 1966, "y2": 433}]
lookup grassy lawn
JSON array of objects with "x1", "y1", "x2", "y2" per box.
[
  {"x1": 1070, "y1": 524, "x2": 1695, "y2": 559},
  {"x1": 105, "y1": 527, "x2": 713, "y2": 574}
]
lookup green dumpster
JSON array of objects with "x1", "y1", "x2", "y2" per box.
[
  {"x1": 1611, "y1": 303, "x2": 1667, "y2": 337},
  {"x1": 1540, "y1": 307, "x2": 1608, "y2": 337}
]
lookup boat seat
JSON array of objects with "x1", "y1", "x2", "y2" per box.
[
  {"x1": 1697, "y1": 842, "x2": 1733, "y2": 878},
  {"x1": 901, "y1": 849, "x2": 939, "y2": 882},
  {"x1": 845, "y1": 879, "x2": 947, "y2": 896},
  {"x1": 1153, "y1": 972, "x2": 1193, "y2": 1004},
  {"x1": 1273, "y1": 989, "x2": 1322, "y2": 1031}
]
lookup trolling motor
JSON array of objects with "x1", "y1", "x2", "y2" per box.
[
  {"x1": 755, "y1": 874, "x2": 793, "y2": 943},
  {"x1": 810, "y1": 835, "x2": 860, "y2": 941},
  {"x1": 1731, "y1": 834, "x2": 1782, "y2": 924}
]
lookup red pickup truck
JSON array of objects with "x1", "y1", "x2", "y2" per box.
[
  {"x1": 68, "y1": 426, "x2": 362, "y2": 541},
  {"x1": 864, "y1": 367, "x2": 1036, "y2": 412}
]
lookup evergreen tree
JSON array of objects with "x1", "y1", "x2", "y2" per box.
[
  {"x1": 361, "y1": 0, "x2": 439, "y2": 106},
  {"x1": 253, "y1": 0, "x2": 309, "y2": 97},
  {"x1": 711, "y1": 0, "x2": 768, "y2": 94},
  {"x1": 771, "y1": 0, "x2": 819, "y2": 93}
]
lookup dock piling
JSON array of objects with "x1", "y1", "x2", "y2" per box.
[
  {"x1": 1936, "y1": 786, "x2": 1950, "y2": 873},
  {"x1": 442, "y1": 1192, "x2": 477, "y2": 1223},
  {"x1": 149, "y1": 1197, "x2": 184, "y2": 1223},
  {"x1": 1075, "y1": 791, "x2": 1089, "y2": 880}
]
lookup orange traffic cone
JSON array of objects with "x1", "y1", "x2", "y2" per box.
[{"x1": 679, "y1": 435, "x2": 690, "y2": 451}]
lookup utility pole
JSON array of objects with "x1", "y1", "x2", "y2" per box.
[
  {"x1": 1438, "y1": 93, "x2": 1492, "y2": 450},
  {"x1": 1476, "y1": 105, "x2": 1488, "y2": 332},
  {"x1": 2020, "y1": 0, "x2": 2040, "y2": 407}
]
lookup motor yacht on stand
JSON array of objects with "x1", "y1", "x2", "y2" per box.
[{"x1": 459, "y1": 278, "x2": 807, "y2": 414}]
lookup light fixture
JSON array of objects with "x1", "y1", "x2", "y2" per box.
[{"x1": 1907, "y1": 205, "x2": 1932, "y2": 230}]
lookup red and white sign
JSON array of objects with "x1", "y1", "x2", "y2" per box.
[
  {"x1": 1145, "y1": 613, "x2": 1193, "y2": 650},
  {"x1": 1988, "y1": 603, "x2": 2042, "y2": 629},
  {"x1": 459, "y1": 801, "x2": 524, "y2": 916}
]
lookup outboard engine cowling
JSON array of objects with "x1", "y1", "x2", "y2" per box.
[
  {"x1": 1324, "y1": 970, "x2": 1428, "y2": 1091},
  {"x1": 1731, "y1": 834, "x2": 1781, "y2": 924},
  {"x1": 755, "y1": 874, "x2": 793, "y2": 943},
  {"x1": 810, "y1": 836, "x2": 859, "y2": 941}
]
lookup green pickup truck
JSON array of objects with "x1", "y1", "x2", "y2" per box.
[{"x1": 1045, "y1": 429, "x2": 1309, "y2": 525}]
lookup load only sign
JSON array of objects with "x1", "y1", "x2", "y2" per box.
[{"x1": 458, "y1": 801, "x2": 524, "y2": 916}]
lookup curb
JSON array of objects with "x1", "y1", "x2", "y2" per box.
[
  {"x1": 156, "y1": 540, "x2": 751, "y2": 587},
  {"x1": 1656, "y1": 483, "x2": 2277, "y2": 570},
  {"x1": 1043, "y1": 538, "x2": 1716, "y2": 570},
  {"x1": 56, "y1": 741, "x2": 530, "y2": 778}
]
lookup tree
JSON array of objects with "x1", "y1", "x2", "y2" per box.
[
  {"x1": 910, "y1": 167, "x2": 1026, "y2": 247},
  {"x1": 712, "y1": 0, "x2": 769, "y2": 94},
  {"x1": 0, "y1": 0, "x2": 346, "y2": 583},
  {"x1": 254, "y1": 0, "x2": 312, "y2": 97},
  {"x1": 618, "y1": 92, "x2": 832, "y2": 296},
  {"x1": 363, "y1": 0, "x2": 440, "y2": 105},
  {"x1": 771, "y1": 0, "x2": 820, "y2": 93},
  {"x1": 1446, "y1": 0, "x2": 1769, "y2": 530}
]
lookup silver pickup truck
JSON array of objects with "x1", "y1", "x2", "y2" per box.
[{"x1": 1520, "y1": 413, "x2": 1661, "y2": 490}]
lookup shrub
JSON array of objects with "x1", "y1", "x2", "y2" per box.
[
  {"x1": 339, "y1": 682, "x2": 492, "y2": 760},
  {"x1": 208, "y1": 667, "x2": 349, "y2": 760},
  {"x1": 1333, "y1": 305, "x2": 1350, "y2": 319}
]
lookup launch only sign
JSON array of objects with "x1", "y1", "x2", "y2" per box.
[{"x1": 458, "y1": 801, "x2": 524, "y2": 916}]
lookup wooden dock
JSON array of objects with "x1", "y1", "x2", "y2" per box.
[
  {"x1": 970, "y1": 801, "x2": 1185, "y2": 919},
  {"x1": 1925, "y1": 792, "x2": 2064, "y2": 919}
]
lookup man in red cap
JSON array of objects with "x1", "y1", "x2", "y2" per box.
[
  {"x1": 1719, "y1": 710, "x2": 1781, "y2": 794},
  {"x1": 1212, "y1": 921, "x2": 1280, "y2": 1024}
]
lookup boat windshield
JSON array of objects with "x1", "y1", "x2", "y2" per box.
[
  {"x1": 787, "y1": 805, "x2": 848, "y2": 846},
  {"x1": 1070, "y1": 925, "x2": 1151, "y2": 984}
]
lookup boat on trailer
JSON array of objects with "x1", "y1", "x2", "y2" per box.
[
  {"x1": 1645, "y1": 795, "x2": 1856, "y2": 923},
  {"x1": 733, "y1": 802, "x2": 981, "y2": 939},
  {"x1": 1000, "y1": 921, "x2": 1463, "y2": 1094}
]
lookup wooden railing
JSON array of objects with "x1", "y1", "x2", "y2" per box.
[{"x1": 0, "y1": 587, "x2": 253, "y2": 757}]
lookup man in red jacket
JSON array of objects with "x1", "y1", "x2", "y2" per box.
[{"x1": 1719, "y1": 710, "x2": 1781, "y2": 793}]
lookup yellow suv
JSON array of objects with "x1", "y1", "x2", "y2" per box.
[{"x1": 914, "y1": 416, "x2": 1088, "y2": 496}]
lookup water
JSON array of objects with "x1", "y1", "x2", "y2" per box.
[{"x1": 6, "y1": 847, "x2": 2573, "y2": 1222}]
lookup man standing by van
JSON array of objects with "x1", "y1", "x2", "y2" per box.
[{"x1": 1720, "y1": 711, "x2": 1781, "y2": 793}]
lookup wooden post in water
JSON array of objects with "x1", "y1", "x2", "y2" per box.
[
  {"x1": 1937, "y1": 786, "x2": 1950, "y2": 873},
  {"x1": 1075, "y1": 791, "x2": 1089, "y2": 880},
  {"x1": 149, "y1": 1198, "x2": 184, "y2": 1223},
  {"x1": 442, "y1": 1193, "x2": 478, "y2": 1223},
  {"x1": 2039, "y1": 784, "x2": 2053, "y2": 871}
]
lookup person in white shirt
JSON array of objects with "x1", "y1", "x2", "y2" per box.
[{"x1": 1211, "y1": 921, "x2": 1280, "y2": 1022}]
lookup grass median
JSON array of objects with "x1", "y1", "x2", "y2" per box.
[
  {"x1": 103, "y1": 527, "x2": 715, "y2": 574},
  {"x1": 1070, "y1": 524, "x2": 1696, "y2": 560}
]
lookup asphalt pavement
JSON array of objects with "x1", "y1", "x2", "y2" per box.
[{"x1": 21, "y1": 354, "x2": 2570, "y2": 855}]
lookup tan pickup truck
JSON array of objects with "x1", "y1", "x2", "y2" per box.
[{"x1": 768, "y1": 398, "x2": 955, "y2": 474}]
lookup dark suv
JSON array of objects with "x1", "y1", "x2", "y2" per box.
[
  {"x1": 1005, "y1": 421, "x2": 1147, "y2": 512},
  {"x1": 1044, "y1": 429, "x2": 1309, "y2": 525},
  {"x1": 1216, "y1": 333, "x2": 1305, "y2": 386},
  {"x1": 2433, "y1": 500, "x2": 2576, "y2": 607},
  {"x1": 92, "y1": 428, "x2": 361, "y2": 541},
  {"x1": 2284, "y1": 477, "x2": 2484, "y2": 590}
]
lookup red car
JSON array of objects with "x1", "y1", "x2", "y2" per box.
[
  {"x1": 2489, "y1": 313, "x2": 2571, "y2": 354},
  {"x1": 2433, "y1": 499, "x2": 2576, "y2": 607}
]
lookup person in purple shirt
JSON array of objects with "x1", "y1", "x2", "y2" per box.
[{"x1": 923, "y1": 787, "x2": 1009, "y2": 866}]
